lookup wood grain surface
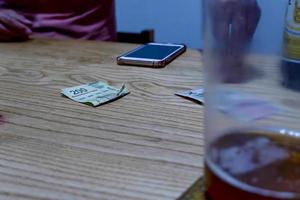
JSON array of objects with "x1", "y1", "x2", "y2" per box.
[{"x1": 0, "y1": 39, "x2": 204, "y2": 200}]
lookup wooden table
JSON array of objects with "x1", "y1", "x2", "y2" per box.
[{"x1": 0, "y1": 39, "x2": 204, "y2": 200}]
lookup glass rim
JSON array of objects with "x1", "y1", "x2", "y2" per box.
[{"x1": 205, "y1": 125, "x2": 300, "y2": 199}]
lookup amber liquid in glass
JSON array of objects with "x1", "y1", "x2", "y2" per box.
[{"x1": 205, "y1": 130, "x2": 300, "y2": 200}]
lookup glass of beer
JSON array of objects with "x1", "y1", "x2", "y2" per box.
[{"x1": 203, "y1": 0, "x2": 300, "y2": 199}]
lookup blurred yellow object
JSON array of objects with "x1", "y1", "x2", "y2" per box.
[{"x1": 178, "y1": 178, "x2": 206, "y2": 200}]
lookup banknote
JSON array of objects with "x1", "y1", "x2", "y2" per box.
[
  {"x1": 217, "y1": 90, "x2": 281, "y2": 122},
  {"x1": 61, "y1": 81, "x2": 129, "y2": 106},
  {"x1": 176, "y1": 88, "x2": 280, "y2": 122},
  {"x1": 176, "y1": 88, "x2": 204, "y2": 104}
]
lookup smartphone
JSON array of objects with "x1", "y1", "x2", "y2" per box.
[{"x1": 117, "y1": 43, "x2": 186, "y2": 68}]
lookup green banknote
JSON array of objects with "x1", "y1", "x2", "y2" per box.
[
  {"x1": 61, "y1": 81, "x2": 129, "y2": 106},
  {"x1": 176, "y1": 88, "x2": 204, "y2": 104}
]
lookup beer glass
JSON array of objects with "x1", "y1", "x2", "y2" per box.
[{"x1": 203, "y1": 0, "x2": 300, "y2": 199}]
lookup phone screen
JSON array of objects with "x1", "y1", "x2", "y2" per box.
[{"x1": 125, "y1": 44, "x2": 182, "y2": 60}]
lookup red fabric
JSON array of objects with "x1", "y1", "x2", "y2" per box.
[{"x1": 0, "y1": 0, "x2": 116, "y2": 41}]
